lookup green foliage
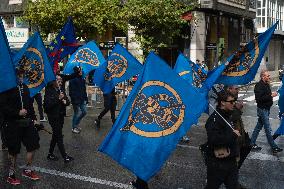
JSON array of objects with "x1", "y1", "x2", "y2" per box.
[
  {"x1": 24, "y1": 0, "x2": 197, "y2": 53},
  {"x1": 121, "y1": 0, "x2": 197, "y2": 53}
]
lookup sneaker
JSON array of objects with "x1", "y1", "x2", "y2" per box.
[
  {"x1": 251, "y1": 144, "x2": 262, "y2": 151},
  {"x1": 272, "y1": 147, "x2": 283, "y2": 153},
  {"x1": 94, "y1": 119, "x2": 100, "y2": 128},
  {"x1": 47, "y1": 153, "x2": 59, "y2": 161},
  {"x1": 72, "y1": 128, "x2": 80, "y2": 134},
  {"x1": 182, "y1": 136, "x2": 190, "y2": 143},
  {"x1": 22, "y1": 170, "x2": 40, "y2": 180},
  {"x1": 40, "y1": 117, "x2": 48, "y2": 122},
  {"x1": 7, "y1": 175, "x2": 21, "y2": 185},
  {"x1": 64, "y1": 155, "x2": 74, "y2": 163}
]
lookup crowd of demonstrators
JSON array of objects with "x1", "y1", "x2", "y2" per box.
[
  {"x1": 69, "y1": 66, "x2": 88, "y2": 134},
  {"x1": 94, "y1": 87, "x2": 117, "y2": 128},
  {"x1": 250, "y1": 70, "x2": 283, "y2": 153},
  {"x1": 0, "y1": 69, "x2": 40, "y2": 185},
  {"x1": 44, "y1": 75, "x2": 74, "y2": 163},
  {"x1": 205, "y1": 90, "x2": 241, "y2": 189}
]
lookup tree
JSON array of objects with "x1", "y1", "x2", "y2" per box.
[
  {"x1": 24, "y1": 0, "x2": 125, "y2": 39},
  {"x1": 24, "y1": 0, "x2": 197, "y2": 54},
  {"x1": 121, "y1": 0, "x2": 197, "y2": 53}
]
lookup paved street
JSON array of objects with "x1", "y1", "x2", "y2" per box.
[{"x1": 0, "y1": 81, "x2": 284, "y2": 189}]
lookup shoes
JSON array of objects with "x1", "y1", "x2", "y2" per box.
[
  {"x1": 47, "y1": 153, "x2": 59, "y2": 161},
  {"x1": 72, "y1": 128, "x2": 81, "y2": 134},
  {"x1": 7, "y1": 174, "x2": 21, "y2": 185},
  {"x1": 251, "y1": 144, "x2": 262, "y2": 151},
  {"x1": 94, "y1": 119, "x2": 100, "y2": 128},
  {"x1": 22, "y1": 169, "x2": 40, "y2": 180},
  {"x1": 182, "y1": 136, "x2": 190, "y2": 143},
  {"x1": 64, "y1": 155, "x2": 74, "y2": 163},
  {"x1": 272, "y1": 147, "x2": 283, "y2": 153},
  {"x1": 40, "y1": 117, "x2": 48, "y2": 122}
]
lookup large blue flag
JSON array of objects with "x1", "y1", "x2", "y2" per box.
[
  {"x1": 0, "y1": 19, "x2": 17, "y2": 93},
  {"x1": 13, "y1": 32, "x2": 55, "y2": 97},
  {"x1": 47, "y1": 17, "x2": 79, "y2": 73},
  {"x1": 275, "y1": 78, "x2": 284, "y2": 135},
  {"x1": 99, "y1": 52, "x2": 208, "y2": 181},
  {"x1": 63, "y1": 41, "x2": 105, "y2": 76},
  {"x1": 93, "y1": 43, "x2": 143, "y2": 94},
  {"x1": 217, "y1": 22, "x2": 278, "y2": 85}
]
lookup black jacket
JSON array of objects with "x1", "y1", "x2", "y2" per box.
[
  {"x1": 205, "y1": 108, "x2": 239, "y2": 159},
  {"x1": 69, "y1": 77, "x2": 88, "y2": 105},
  {"x1": 254, "y1": 80, "x2": 273, "y2": 109},
  {"x1": 0, "y1": 84, "x2": 36, "y2": 125},
  {"x1": 103, "y1": 89, "x2": 117, "y2": 108},
  {"x1": 43, "y1": 84, "x2": 70, "y2": 118}
]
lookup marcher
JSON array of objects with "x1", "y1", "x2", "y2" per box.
[
  {"x1": 44, "y1": 75, "x2": 74, "y2": 163},
  {"x1": 0, "y1": 69, "x2": 40, "y2": 185},
  {"x1": 225, "y1": 85, "x2": 251, "y2": 169},
  {"x1": 205, "y1": 91, "x2": 241, "y2": 189},
  {"x1": 94, "y1": 88, "x2": 117, "y2": 128},
  {"x1": 69, "y1": 66, "x2": 88, "y2": 134},
  {"x1": 32, "y1": 92, "x2": 47, "y2": 122},
  {"x1": 250, "y1": 70, "x2": 283, "y2": 153}
]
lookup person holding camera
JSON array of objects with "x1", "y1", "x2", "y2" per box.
[{"x1": 0, "y1": 69, "x2": 40, "y2": 185}]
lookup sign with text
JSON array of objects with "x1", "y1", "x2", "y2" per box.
[{"x1": 5, "y1": 28, "x2": 29, "y2": 43}]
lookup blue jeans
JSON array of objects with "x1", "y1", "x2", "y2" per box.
[
  {"x1": 72, "y1": 101, "x2": 87, "y2": 129},
  {"x1": 250, "y1": 107, "x2": 277, "y2": 149}
]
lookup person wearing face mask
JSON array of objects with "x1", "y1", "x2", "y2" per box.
[
  {"x1": 43, "y1": 75, "x2": 74, "y2": 163},
  {"x1": 250, "y1": 70, "x2": 283, "y2": 154},
  {"x1": 0, "y1": 68, "x2": 40, "y2": 185}
]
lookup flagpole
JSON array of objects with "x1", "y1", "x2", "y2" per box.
[{"x1": 209, "y1": 103, "x2": 234, "y2": 130}]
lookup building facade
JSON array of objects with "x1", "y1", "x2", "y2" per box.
[
  {"x1": 0, "y1": 0, "x2": 29, "y2": 49},
  {"x1": 187, "y1": 0, "x2": 256, "y2": 69},
  {"x1": 256, "y1": 0, "x2": 284, "y2": 74}
]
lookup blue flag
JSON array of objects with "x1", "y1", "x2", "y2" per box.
[
  {"x1": 47, "y1": 17, "x2": 79, "y2": 72},
  {"x1": 93, "y1": 43, "x2": 143, "y2": 94},
  {"x1": 13, "y1": 32, "x2": 55, "y2": 97},
  {"x1": 217, "y1": 22, "x2": 278, "y2": 85},
  {"x1": 99, "y1": 52, "x2": 208, "y2": 181},
  {"x1": 0, "y1": 19, "x2": 17, "y2": 93},
  {"x1": 173, "y1": 53, "x2": 194, "y2": 84},
  {"x1": 275, "y1": 78, "x2": 284, "y2": 135},
  {"x1": 63, "y1": 41, "x2": 105, "y2": 76}
]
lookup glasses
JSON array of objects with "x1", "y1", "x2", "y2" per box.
[{"x1": 224, "y1": 100, "x2": 236, "y2": 104}]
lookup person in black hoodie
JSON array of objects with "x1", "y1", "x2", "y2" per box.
[
  {"x1": 250, "y1": 70, "x2": 282, "y2": 153},
  {"x1": 205, "y1": 91, "x2": 240, "y2": 189},
  {"x1": 0, "y1": 69, "x2": 40, "y2": 185},
  {"x1": 44, "y1": 75, "x2": 74, "y2": 163}
]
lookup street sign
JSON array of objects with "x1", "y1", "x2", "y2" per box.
[
  {"x1": 99, "y1": 41, "x2": 115, "y2": 49},
  {"x1": 206, "y1": 43, "x2": 217, "y2": 50}
]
